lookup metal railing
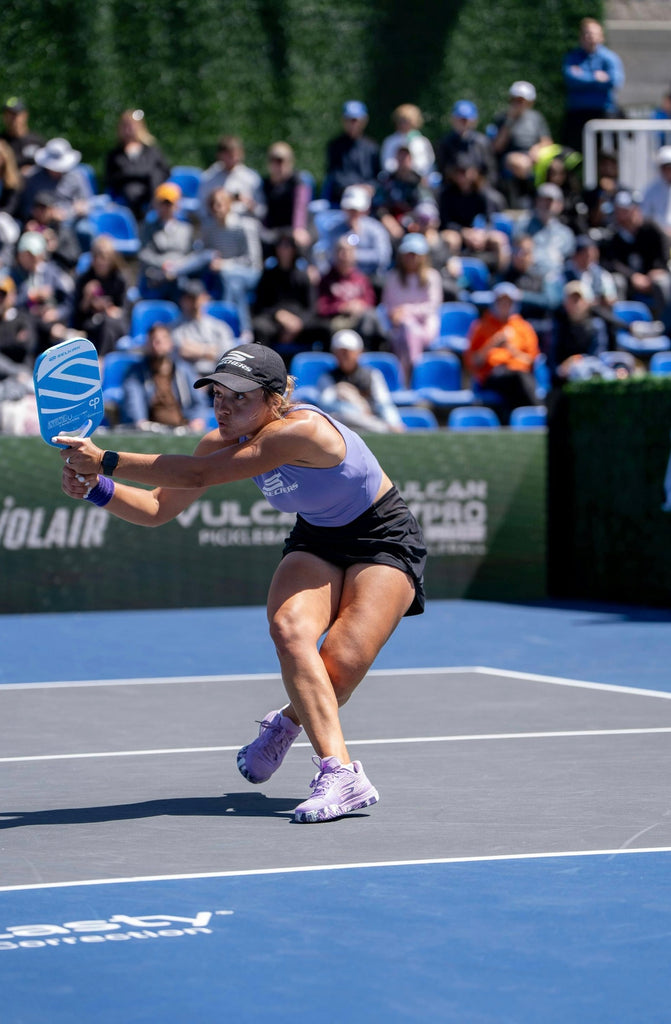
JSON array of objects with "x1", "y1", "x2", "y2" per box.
[{"x1": 582, "y1": 118, "x2": 671, "y2": 191}]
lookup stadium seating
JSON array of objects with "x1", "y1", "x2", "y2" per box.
[
  {"x1": 130, "y1": 299, "x2": 180, "y2": 339},
  {"x1": 509, "y1": 405, "x2": 547, "y2": 429},
  {"x1": 612, "y1": 300, "x2": 671, "y2": 357},
  {"x1": 399, "y1": 407, "x2": 439, "y2": 430},
  {"x1": 649, "y1": 352, "x2": 671, "y2": 376},
  {"x1": 88, "y1": 204, "x2": 141, "y2": 255},
  {"x1": 447, "y1": 406, "x2": 501, "y2": 429},
  {"x1": 167, "y1": 166, "x2": 203, "y2": 215},
  {"x1": 203, "y1": 301, "x2": 242, "y2": 337},
  {"x1": 410, "y1": 352, "x2": 475, "y2": 409},
  {"x1": 429, "y1": 301, "x2": 479, "y2": 353}
]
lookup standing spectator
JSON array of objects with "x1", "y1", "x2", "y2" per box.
[
  {"x1": 436, "y1": 100, "x2": 496, "y2": 185},
  {"x1": 252, "y1": 232, "x2": 317, "y2": 361},
  {"x1": 317, "y1": 184, "x2": 392, "y2": 287},
  {"x1": 197, "y1": 135, "x2": 265, "y2": 221},
  {"x1": 72, "y1": 234, "x2": 130, "y2": 357},
  {"x1": 491, "y1": 82, "x2": 553, "y2": 208},
  {"x1": 465, "y1": 282, "x2": 540, "y2": 423},
  {"x1": 138, "y1": 182, "x2": 194, "y2": 299},
  {"x1": 0, "y1": 139, "x2": 22, "y2": 219},
  {"x1": 380, "y1": 104, "x2": 435, "y2": 178},
  {"x1": 315, "y1": 236, "x2": 384, "y2": 349},
  {"x1": 561, "y1": 18, "x2": 625, "y2": 154},
  {"x1": 641, "y1": 147, "x2": 671, "y2": 243},
  {"x1": 599, "y1": 189, "x2": 671, "y2": 327},
  {"x1": 121, "y1": 322, "x2": 210, "y2": 432},
  {"x1": 170, "y1": 278, "x2": 236, "y2": 373},
  {"x1": 260, "y1": 141, "x2": 313, "y2": 256},
  {"x1": 104, "y1": 109, "x2": 170, "y2": 222},
  {"x1": 381, "y1": 232, "x2": 443, "y2": 382},
  {"x1": 12, "y1": 230, "x2": 74, "y2": 355},
  {"x1": 315, "y1": 329, "x2": 404, "y2": 434},
  {"x1": 324, "y1": 101, "x2": 380, "y2": 206},
  {"x1": 0, "y1": 97, "x2": 44, "y2": 174}
]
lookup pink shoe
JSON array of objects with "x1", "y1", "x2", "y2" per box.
[{"x1": 293, "y1": 756, "x2": 379, "y2": 823}]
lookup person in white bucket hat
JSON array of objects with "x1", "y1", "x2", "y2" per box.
[{"x1": 19, "y1": 136, "x2": 91, "y2": 224}]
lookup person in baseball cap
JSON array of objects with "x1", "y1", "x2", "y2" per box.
[{"x1": 194, "y1": 343, "x2": 288, "y2": 394}]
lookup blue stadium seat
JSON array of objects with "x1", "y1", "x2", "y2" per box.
[
  {"x1": 167, "y1": 166, "x2": 203, "y2": 215},
  {"x1": 101, "y1": 351, "x2": 143, "y2": 421},
  {"x1": 649, "y1": 351, "x2": 671, "y2": 375},
  {"x1": 88, "y1": 204, "x2": 141, "y2": 255},
  {"x1": 447, "y1": 406, "x2": 501, "y2": 429},
  {"x1": 399, "y1": 407, "x2": 439, "y2": 430},
  {"x1": 430, "y1": 301, "x2": 479, "y2": 353},
  {"x1": 458, "y1": 256, "x2": 491, "y2": 292},
  {"x1": 203, "y1": 301, "x2": 242, "y2": 337},
  {"x1": 410, "y1": 352, "x2": 475, "y2": 409},
  {"x1": 359, "y1": 351, "x2": 405, "y2": 392},
  {"x1": 289, "y1": 351, "x2": 337, "y2": 389},
  {"x1": 612, "y1": 300, "x2": 671, "y2": 356},
  {"x1": 509, "y1": 405, "x2": 547, "y2": 429},
  {"x1": 130, "y1": 299, "x2": 180, "y2": 339}
]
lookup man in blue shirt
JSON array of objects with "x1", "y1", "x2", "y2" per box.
[{"x1": 561, "y1": 17, "x2": 625, "y2": 153}]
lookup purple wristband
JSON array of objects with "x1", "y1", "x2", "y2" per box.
[{"x1": 85, "y1": 476, "x2": 115, "y2": 507}]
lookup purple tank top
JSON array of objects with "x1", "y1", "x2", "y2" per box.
[{"x1": 252, "y1": 404, "x2": 383, "y2": 527}]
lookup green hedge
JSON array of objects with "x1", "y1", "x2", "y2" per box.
[
  {"x1": 547, "y1": 376, "x2": 671, "y2": 605},
  {"x1": 0, "y1": 0, "x2": 601, "y2": 183}
]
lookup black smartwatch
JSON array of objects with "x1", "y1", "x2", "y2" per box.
[{"x1": 101, "y1": 450, "x2": 120, "y2": 477}]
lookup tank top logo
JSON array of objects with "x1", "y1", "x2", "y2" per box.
[{"x1": 261, "y1": 471, "x2": 299, "y2": 498}]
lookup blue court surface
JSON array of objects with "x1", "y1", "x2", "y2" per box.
[{"x1": 1, "y1": 598, "x2": 670, "y2": 1023}]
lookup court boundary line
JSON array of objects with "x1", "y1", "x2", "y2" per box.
[
  {"x1": 3, "y1": 725, "x2": 671, "y2": 764},
  {"x1": 1, "y1": 665, "x2": 671, "y2": 700},
  {"x1": 0, "y1": 845, "x2": 669, "y2": 894}
]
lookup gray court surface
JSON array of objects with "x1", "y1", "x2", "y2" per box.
[{"x1": 2, "y1": 668, "x2": 671, "y2": 887}]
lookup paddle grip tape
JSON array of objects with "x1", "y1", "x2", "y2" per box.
[{"x1": 85, "y1": 476, "x2": 115, "y2": 507}]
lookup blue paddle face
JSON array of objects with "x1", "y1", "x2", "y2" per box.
[{"x1": 33, "y1": 337, "x2": 103, "y2": 448}]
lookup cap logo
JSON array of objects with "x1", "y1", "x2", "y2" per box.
[{"x1": 220, "y1": 350, "x2": 256, "y2": 373}]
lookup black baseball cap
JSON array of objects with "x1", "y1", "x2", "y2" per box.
[{"x1": 194, "y1": 343, "x2": 287, "y2": 394}]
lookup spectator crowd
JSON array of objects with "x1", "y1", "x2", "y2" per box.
[{"x1": 3, "y1": 17, "x2": 670, "y2": 436}]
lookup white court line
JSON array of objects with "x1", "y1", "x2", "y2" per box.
[
  {"x1": 0, "y1": 845, "x2": 670, "y2": 893},
  {"x1": 1, "y1": 665, "x2": 670, "y2": 699},
  {"x1": 2, "y1": 726, "x2": 671, "y2": 764}
]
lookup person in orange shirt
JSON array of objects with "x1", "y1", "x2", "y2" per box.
[{"x1": 465, "y1": 281, "x2": 540, "y2": 423}]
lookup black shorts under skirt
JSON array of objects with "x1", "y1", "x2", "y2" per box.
[{"x1": 282, "y1": 486, "x2": 427, "y2": 616}]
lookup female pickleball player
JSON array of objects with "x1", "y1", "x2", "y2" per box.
[{"x1": 56, "y1": 343, "x2": 426, "y2": 824}]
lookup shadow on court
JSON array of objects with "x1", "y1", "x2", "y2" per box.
[{"x1": 0, "y1": 792, "x2": 302, "y2": 828}]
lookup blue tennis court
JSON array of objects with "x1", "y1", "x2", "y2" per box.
[{"x1": 1, "y1": 598, "x2": 670, "y2": 1022}]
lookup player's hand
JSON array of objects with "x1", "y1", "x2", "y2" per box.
[
  {"x1": 53, "y1": 435, "x2": 104, "y2": 474},
  {"x1": 62, "y1": 464, "x2": 98, "y2": 500}
]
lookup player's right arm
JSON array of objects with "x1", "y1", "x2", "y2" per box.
[{"x1": 61, "y1": 429, "x2": 227, "y2": 528}]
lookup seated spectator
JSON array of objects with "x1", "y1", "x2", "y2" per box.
[
  {"x1": 641, "y1": 147, "x2": 671, "y2": 243},
  {"x1": 381, "y1": 232, "x2": 443, "y2": 382},
  {"x1": 260, "y1": 141, "x2": 313, "y2": 257},
  {"x1": 0, "y1": 97, "x2": 45, "y2": 175},
  {"x1": 533, "y1": 144, "x2": 586, "y2": 235},
  {"x1": 72, "y1": 234, "x2": 131, "y2": 357},
  {"x1": 403, "y1": 201, "x2": 461, "y2": 300},
  {"x1": 19, "y1": 137, "x2": 92, "y2": 226},
  {"x1": 317, "y1": 184, "x2": 392, "y2": 288},
  {"x1": 464, "y1": 282, "x2": 540, "y2": 423},
  {"x1": 599, "y1": 189, "x2": 671, "y2": 328},
  {"x1": 104, "y1": 109, "x2": 170, "y2": 222},
  {"x1": 12, "y1": 230, "x2": 74, "y2": 355},
  {"x1": 188, "y1": 187, "x2": 262, "y2": 337},
  {"x1": 252, "y1": 232, "x2": 318, "y2": 362},
  {"x1": 138, "y1": 182, "x2": 194, "y2": 299},
  {"x1": 514, "y1": 182, "x2": 576, "y2": 284},
  {"x1": 438, "y1": 154, "x2": 509, "y2": 273},
  {"x1": 581, "y1": 148, "x2": 624, "y2": 233},
  {"x1": 380, "y1": 103, "x2": 435, "y2": 178},
  {"x1": 315, "y1": 328, "x2": 404, "y2": 434},
  {"x1": 549, "y1": 279, "x2": 609, "y2": 386},
  {"x1": 23, "y1": 189, "x2": 81, "y2": 272},
  {"x1": 564, "y1": 234, "x2": 618, "y2": 308},
  {"x1": 0, "y1": 211, "x2": 19, "y2": 274},
  {"x1": 121, "y1": 322, "x2": 210, "y2": 432},
  {"x1": 314, "y1": 235, "x2": 384, "y2": 349},
  {"x1": 170, "y1": 278, "x2": 236, "y2": 373},
  {"x1": 436, "y1": 99, "x2": 497, "y2": 186},
  {"x1": 373, "y1": 142, "x2": 432, "y2": 243},
  {"x1": 0, "y1": 274, "x2": 35, "y2": 372},
  {"x1": 197, "y1": 135, "x2": 265, "y2": 221},
  {"x1": 504, "y1": 234, "x2": 562, "y2": 320},
  {"x1": 491, "y1": 82, "x2": 553, "y2": 208},
  {"x1": 0, "y1": 139, "x2": 21, "y2": 219},
  {"x1": 324, "y1": 101, "x2": 381, "y2": 206}
]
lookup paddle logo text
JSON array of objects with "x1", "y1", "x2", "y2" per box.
[{"x1": 0, "y1": 910, "x2": 234, "y2": 951}]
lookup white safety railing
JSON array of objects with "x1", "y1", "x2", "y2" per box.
[{"x1": 582, "y1": 119, "x2": 671, "y2": 191}]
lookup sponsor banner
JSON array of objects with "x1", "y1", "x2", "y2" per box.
[{"x1": 0, "y1": 433, "x2": 545, "y2": 613}]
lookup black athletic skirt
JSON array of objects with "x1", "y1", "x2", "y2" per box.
[{"x1": 282, "y1": 486, "x2": 427, "y2": 616}]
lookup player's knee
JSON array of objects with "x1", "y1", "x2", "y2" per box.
[{"x1": 268, "y1": 605, "x2": 317, "y2": 656}]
